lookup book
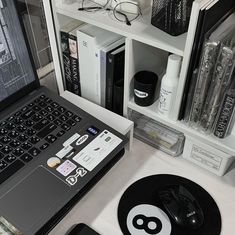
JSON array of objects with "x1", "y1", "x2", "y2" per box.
[
  {"x1": 179, "y1": 0, "x2": 235, "y2": 120},
  {"x1": 105, "y1": 45, "x2": 125, "y2": 111},
  {"x1": 77, "y1": 24, "x2": 121, "y2": 105},
  {"x1": 214, "y1": 75, "x2": 235, "y2": 138},
  {"x1": 60, "y1": 20, "x2": 83, "y2": 96},
  {"x1": 99, "y1": 37, "x2": 125, "y2": 107}
]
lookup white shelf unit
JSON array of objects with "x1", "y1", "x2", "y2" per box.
[{"x1": 44, "y1": 0, "x2": 235, "y2": 161}]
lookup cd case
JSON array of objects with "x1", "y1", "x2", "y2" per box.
[{"x1": 129, "y1": 110, "x2": 185, "y2": 156}]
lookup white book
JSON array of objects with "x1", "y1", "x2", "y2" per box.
[
  {"x1": 99, "y1": 37, "x2": 125, "y2": 107},
  {"x1": 77, "y1": 24, "x2": 121, "y2": 105}
]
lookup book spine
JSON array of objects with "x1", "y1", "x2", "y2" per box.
[
  {"x1": 105, "y1": 53, "x2": 115, "y2": 110},
  {"x1": 214, "y1": 92, "x2": 235, "y2": 138},
  {"x1": 60, "y1": 31, "x2": 72, "y2": 92},
  {"x1": 68, "y1": 34, "x2": 81, "y2": 96}
]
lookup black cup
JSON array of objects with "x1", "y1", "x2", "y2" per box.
[{"x1": 134, "y1": 71, "x2": 158, "y2": 106}]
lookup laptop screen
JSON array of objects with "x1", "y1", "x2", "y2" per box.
[{"x1": 0, "y1": 0, "x2": 39, "y2": 110}]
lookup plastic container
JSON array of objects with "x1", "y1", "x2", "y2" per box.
[
  {"x1": 151, "y1": 0, "x2": 194, "y2": 36},
  {"x1": 129, "y1": 110, "x2": 185, "y2": 156}
]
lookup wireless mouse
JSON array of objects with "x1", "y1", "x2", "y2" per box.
[
  {"x1": 67, "y1": 223, "x2": 100, "y2": 235},
  {"x1": 158, "y1": 184, "x2": 204, "y2": 230}
]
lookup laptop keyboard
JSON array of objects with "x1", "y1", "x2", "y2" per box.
[{"x1": 0, "y1": 94, "x2": 81, "y2": 185}]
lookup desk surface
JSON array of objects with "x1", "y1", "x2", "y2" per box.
[{"x1": 49, "y1": 138, "x2": 235, "y2": 235}]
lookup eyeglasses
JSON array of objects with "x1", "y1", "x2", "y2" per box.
[{"x1": 78, "y1": 0, "x2": 142, "y2": 26}]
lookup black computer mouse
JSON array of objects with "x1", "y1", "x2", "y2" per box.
[
  {"x1": 158, "y1": 184, "x2": 204, "y2": 230},
  {"x1": 67, "y1": 223, "x2": 100, "y2": 235}
]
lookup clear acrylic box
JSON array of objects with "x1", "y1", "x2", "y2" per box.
[{"x1": 129, "y1": 110, "x2": 185, "y2": 156}]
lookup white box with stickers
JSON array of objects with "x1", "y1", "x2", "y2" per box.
[{"x1": 183, "y1": 136, "x2": 234, "y2": 176}]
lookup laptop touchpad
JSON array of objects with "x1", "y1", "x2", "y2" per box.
[{"x1": 0, "y1": 166, "x2": 70, "y2": 231}]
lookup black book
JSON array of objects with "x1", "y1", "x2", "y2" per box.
[
  {"x1": 60, "y1": 20, "x2": 83, "y2": 96},
  {"x1": 68, "y1": 33, "x2": 81, "y2": 96},
  {"x1": 105, "y1": 45, "x2": 125, "y2": 111}
]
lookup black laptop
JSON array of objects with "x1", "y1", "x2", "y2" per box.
[{"x1": 0, "y1": 1, "x2": 127, "y2": 234}]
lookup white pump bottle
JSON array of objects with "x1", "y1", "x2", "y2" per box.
[{"x1": 158, "y1": 54, "x2": 182, "y2": 117}]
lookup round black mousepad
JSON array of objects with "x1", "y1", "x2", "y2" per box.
[{"x1": 118, "y1": 174, "x2": 221, "y2": 235}]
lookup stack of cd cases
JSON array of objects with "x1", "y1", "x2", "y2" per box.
[
  {"x1": 185, "y1": 14, "x2": 235, "y2": 136},
  {"x1": 129, "y1": 110, "x2": 185, "y2": 156}
]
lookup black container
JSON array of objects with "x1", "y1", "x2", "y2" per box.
[
  {"x1": 134, "y1": 71, "x2": 158, "y2": 106},
  {"x1": 151, "y1": 0, "x2": 194, "y2": 36}
]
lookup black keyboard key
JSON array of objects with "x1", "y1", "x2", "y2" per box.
[
  {"x1": 0, "y1": 136, "x2": 11, "y2": 144},
  {"x1": 9, "y1": 140, "x2": 21, "y2": 148},
  {"x1": 59, "y1": 115, "x2": 68, "y2": 122},
  {"x1": 47, "y1": 114, "x2": 55, "y2": 121},
  {"x1": 20, "y1": 153, "x2": 33, "y2": 163},
  {"x1": 14, "y1": 117, "x2": 23, "y2": 125},
  {"x1": 12, "y1": 148, "x2": 24, "y2": 157},
  {"x1": 57, "y1": 106, "x2": 66, "y2": 113},
  {"x1": 44, "y1": 98, "x2": 52, "y2": 103},
  {"x1": 14, "y1": 111, "x2": 22, "y2": 117},
  {"x1": 18, "y1": 134, "x2": 28, "y2": 142},
  {"x1": 21, "y1": 110, "x2": 35, "y2": 119},
  {"x1": 61, "y1": 124, "x2": 71, "y2": 131},
  {"x1": 0, "y1": 128, "x2": 7, "y2": 136},
  {"x1": 8, "y1": 130, "x2": 19, "y2": 139},
  {"x1": 45, "y1": 134, "x2": 57, "y2": 143},
  {"x1": 39, "y1": 101, "x2": 46, "y2": 107},
  {"x1": 39, "y1": 110, "x2": 48, "y2": 116},
  {"x1": 4, "y1": 154, "x2": 16, "y2": 163},
  {"x1": 1, "y1": 145, "x2": 13, "y2": 154},
  {"x1": 25, "y1": 129, "x2": 36, "y2": 136},
  {"x1": 17, "y1": 125, "x2": 27, "y2": 133},
  {"x1": 54, "y1": 119, "x2": 62, "y2": 126},
  {"x1": 45, "y1": 106, "x2": 54, "y2": 112},
  {"x1": 37, "y1": 124, "x2": 57, "y2": 138},
  {"x1": 29, "y1": 136, "x2": 40, "y2": 144},
  {"x1": 21, "y1": 106, "x2": 28, "y2": 112},
  {"x1": 25, "y1": 120, "x2": 35, "y2": 127},
  {"x1": 34, "y1": 98, "x2": 41, "y2": 103},
  {"x1": 40, "y1": 95, "x2": 46, "y2": 99},
  {"x1": 0, "y1": 160, "x2": 24, "y2": 184},
  {"x1": 5, "y1": 123, "x2": 16, "y2": 130},
  {"x1": 51, "y1": 102, "x2": 59, "y2": 108},
  {"x1": 27, "y1": 102, "x2": 34, "y2": 108},
  {"x1": 39, "y1": 142, "x2": 49, "y2": 150},
  {"x1": 32, "y1": 105, "x2": 41, "y2": 112},
  {"x1": 7, "y1": 116, "x2": 14, "y2": 122},
  {"x1": 28, "y1": 147, "x2": 40, "y2": 157},
  {"x1": 21, "y1": 142, "x2": 32, "y2": 150},
  {"x1": 56, "y1": 130, "x2": 65, "y2": 137},
  {"x1": 32, "y1": 113, "x2": 43, "y2": 122},
  {"x1": 72, "y1": 115, "x2": 82, "y2": 122},
  {"x1": 65, "y1": 111, "x2": 73, "y2": 117},
  {"x1": 52, "y1": 110, "x2": 60, "y2": 116},
  {"x1": 33, "y1": 119, "x2": 49, "y2": 131},
  {"x1": 0, "y1": 161, "x2": 8, "y2": 170},
  {"x1": 67, "y1": 119, "x2": 76, "y2": 127},
  {"x1": 0, "y1": 121, "x2": 6, "y2": 127}
]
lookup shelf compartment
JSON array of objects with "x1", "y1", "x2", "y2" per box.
[
  {"x1": 128, "y1": 98, "x2": 235, "y2": 156},
  {"x1": 55, "y1": 0, "x2": 186, "y2": 56}
]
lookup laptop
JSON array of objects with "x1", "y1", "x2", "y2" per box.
[{"x1": 0, "y1": 1, "x2": 127, "y2": 234}]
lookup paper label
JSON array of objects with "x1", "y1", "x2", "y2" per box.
[
  {"x1": 56, "y1": 160, "x2": 77, "y2": 176},
  {"x1": 190, "y1": 145, "x2": 222, "y2": 171},
  {"x1": 73, "y1": 130, "x2": 122, "y2": 171}
]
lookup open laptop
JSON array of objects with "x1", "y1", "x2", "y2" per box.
[{"x1": 0, "y1": 1, "x2": 127, "y2": 234}]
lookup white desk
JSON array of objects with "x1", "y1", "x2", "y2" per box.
[{"x1": 49, "y1": 138, "x2": 235, "y2": 235}]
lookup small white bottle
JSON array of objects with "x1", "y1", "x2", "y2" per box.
[{"x1": 158, "y1": 54, "x2": 182, "y2": 117}]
